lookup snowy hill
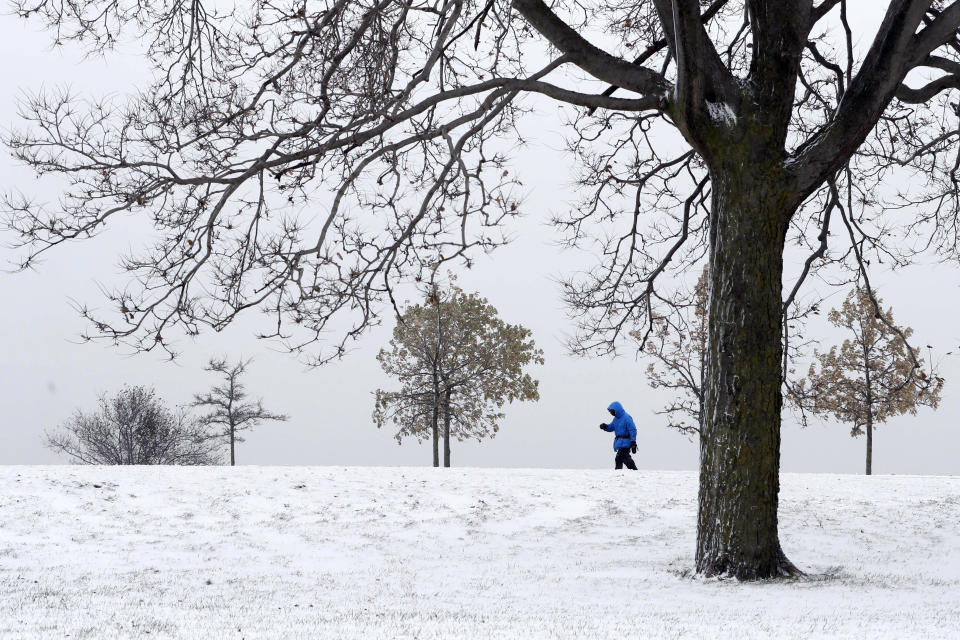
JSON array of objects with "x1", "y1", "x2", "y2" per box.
[{"x1": 1, "y1": 467, "x2": 958, "y2": 639}]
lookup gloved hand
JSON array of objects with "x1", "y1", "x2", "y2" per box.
[
  {"x1": 599, "y1": 423, "x2": 608, "y2": 430},
  {"x1": 631, "y1": 442, "x2": 638, "y2": 454}
]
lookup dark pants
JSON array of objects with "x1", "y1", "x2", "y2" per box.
[{"x1": 615, "y1": 447, "x2": 637, "y2": 470}]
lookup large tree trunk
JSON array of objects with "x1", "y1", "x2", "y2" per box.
[
  {"x1": 431, "y1": 402, "x2": 439, "y2": 468},
  {"x1": 864, "y1": 349, "x2": 874, "y2": 476},
  {"x1": 230, "y1": 425, "x2": 236, "y2": 467},
  {"x1": 695, "y1": 164, "x2": 800, "y2": 579},
  {"x1": 442, "y1": 389, "x2": 452, "y2": 468}
]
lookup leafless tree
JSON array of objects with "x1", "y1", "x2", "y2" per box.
[
  {"x1": 46, "y1": 386, "x2": 219, "y2": 465},
  {"x1": 192, "y1": 357, "x2": 288, "y2": 466},
  {"x1": 636, "y1": 266, "x2": 708, "y2": 436},
  {"x1": 7, "y1": 0, "x2": 960, "y2": 578}
]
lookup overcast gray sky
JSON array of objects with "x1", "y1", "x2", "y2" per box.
[{"x1": 1, "y1": 3, "x2": 957, "y2": 474}]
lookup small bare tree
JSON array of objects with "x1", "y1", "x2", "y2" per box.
[
  {"x1": 46, "y1": 386, "x2": 218, "y2": 465},
  {"x1": 796, "y1": 288, "x2": 944, "y2": 474},
  {"x1": 192, "y1": 358, "x2": 288, "y2": 466},
  {"x1": 636, "y1": 267, "x2": 709, "y2": 436},
  {"x1": 374, "y1": 286, "x2": 543, "y2": 467}
]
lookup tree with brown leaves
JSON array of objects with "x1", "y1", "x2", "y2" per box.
[
  {"x1": 374, "y1": 287, "x2": 542, "y2": 467},
  {"x1": 798, "y1": 288, "x2": 943, "y2": 475},
  {"x1": 10, "y1": 0, "x2": 960, "y2": 578}
]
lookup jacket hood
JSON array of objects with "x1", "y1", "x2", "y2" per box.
[{"x1": 607, "y1": 401, "x2": 624, "y2": 417}]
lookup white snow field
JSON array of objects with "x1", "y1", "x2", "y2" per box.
[{"x1": 1, "y1": 467, "x2": 958, "y2": 640}]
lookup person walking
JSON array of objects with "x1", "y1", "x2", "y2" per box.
[{"x1": 599, "y1": 401, "x2": 638, "y2": 470}]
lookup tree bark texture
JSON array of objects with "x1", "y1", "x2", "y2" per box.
[
  {"x1": 431, "y1": 402, "x2": 440, "y2": 468},
  {"x1": 864, "y1": 342, "x2": 874, "y2": 476},
  {"x1": 696, "y1": 161, "x2": 800, "y2": 579},
  {"x1": 230, "y1": 425, "x2": 236, "y2": 467},
  {"x1": 443, "y1": 389, "x2": 452, "y2": 468}
]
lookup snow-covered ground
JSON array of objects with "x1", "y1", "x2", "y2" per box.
[{"x1": 0, "y1": 467, "x2": 957, "y2": 639}]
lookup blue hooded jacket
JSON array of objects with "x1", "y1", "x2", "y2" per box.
[{"x1": 602, "y1": 401, "x2": 637, "y2": 451}]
